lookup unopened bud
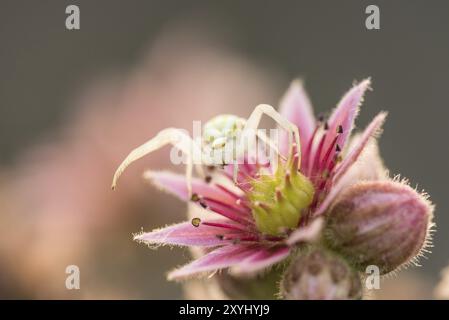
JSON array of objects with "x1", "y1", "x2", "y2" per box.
[
  {"x1": 324, "y1": 180, "x2": 434, "y2": 274},
  {"x1": 281, "y1": 247, "x2": 362, "y2": 300}
]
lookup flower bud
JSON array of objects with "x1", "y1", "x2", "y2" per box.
[
  {"x1": 280, "y1": 247, "x2": 362, "y2": 300},
  {"x1": 215, "y1": 269, "x2": 282, "y2": 299},
  {"x1": 324, "y1": 180, "x2": 434, "y2": 274}
]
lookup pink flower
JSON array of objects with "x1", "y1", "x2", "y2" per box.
[{"x1": 124, "y1": 78, "x2": 433, "y2": 285}]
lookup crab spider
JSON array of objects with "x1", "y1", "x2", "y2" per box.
[{"x1": 111, "y1": 104, "x2": 301, "y2": 196}]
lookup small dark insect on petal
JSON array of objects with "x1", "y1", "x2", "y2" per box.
[
  {"x1": 191, "y1": 217, "x2": 201, "y2": 227},
  {"x1": 337, "y1": 125, "x2": 344, "y2": 134},
  {"x1": 324, "y1": 122, "x2": 329, "y2": 130},
  {"x1": 215, "y1": 234, "x2": 224, "y2": 240},
  {"x1": 336, "y1": 144, "x2": 342, "y2": 152},
  {"x1": 205, "y1": 176, "x2": 212, "y2": 183}
]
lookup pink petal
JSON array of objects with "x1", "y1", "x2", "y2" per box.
[
  {"x1": 279, "y1": 80, "x2": 316, "y2": 156},
  {"x1": 167, "y1": 244, "x2": 260, "y2": 280},
  {"x1": 325, "y1": 138, "x2": 386, "y2": 210},
  {"x1": 168, "y1": 244, "x2": 290, "y2": 280},
  {"x1": 313, "y1": 112, "x2": 386, "y2": 217},
  {"x1": 322, "y1": 79, "x2": 371, "y2": 161},
  {"x1": 146, "y1": 171, "x2": 254, "y2": 226},
  {"x1": 134, "y1": 219, "x2": 249, "y2": 247},
  {"x1": 312, "y1": 184, "x2": 340, "y2": 218},
  {"x1": 335, "y1": 137, "x2": 387, "y2": 191},
  {"x1": 201, "y1": 196, "x2": 254, "y2": 225},
  {"x1": 230, "y1": 246, "x2": 290, "y2": 275},
  {"x1": 144, "y1": 170, "x2": 236, "y2": 205},
  {"x1": 333, "y1": 112, "x2": 387, "y2": 183},
  {"x1": 223, "y1": 160, "x2": 266, "y2": 186},
  {"x1": 286, "y1": 217, "x2": 324, "y2": 245}
]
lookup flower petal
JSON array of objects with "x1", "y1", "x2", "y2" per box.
[
  {"x1": 279, "y1": 80, "x2": 316, "y2": 156},
  {"x1": 145, "y1": 170, "x2": 254, "y2": 226},
  {"x1": 230, "y1": 246, "x2": 290, "y2": 275},
  {"x1": 134, "y1": 220, "x2": 250, "y2": 247},
  {"x1": 322, "y1": 78, "x2": 371, "y2": 160},
  {"x1": 201, "y1": 196, "x2": 254, "y2": 225},
  {"x1": 144, "y1": 170, "x2": 236, "y2": 205},
  {"x1": 338, "y1": 133, "x2": 387, "y2": 186},
  {"x1": 333, "y1": 112, "x2": 387, "y2": 183},
  {"x1": 167, "y1": 244, "x2": 261, "y2": 280},
  {"x1": 286, "y1": 217, "x2": 324, "y2": 245},
  {"x1": 223, "y1": 160, "x2": 267, "y2": 187},
  {"x1": 168, "y1": 244, "x2": 290, "y2": 280},
  {"x1": 323, "y1": 138, "x2": 388, "y2": 216},
  {"x1": 313, "y1": 112, "x2": 386, "y2": 217}
]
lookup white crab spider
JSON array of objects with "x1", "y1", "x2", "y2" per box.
[{"x1": 111, "y1": 104, "x2": 301, "y2": 196}]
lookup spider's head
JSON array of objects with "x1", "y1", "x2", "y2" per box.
[{"x1": 203, "y1": 114, "x2": 246, "y2": 151}]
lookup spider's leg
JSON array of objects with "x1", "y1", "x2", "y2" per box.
[
  {"x1": 111, "y1": 128, "x2": 201, "y2": 196},
  {"x1": 193, "y1": 136, "x2": 206, "y2": 178},
  {"x1": 256, "y1": 130, "x2": 286, "y2": 159},
  {"x1": 255, "y1": 130, "x2": 287, "y2": 172},
  {"x1": 233, "y1": 159, "x2": 239, "y2": 183},
  {"x1": 243, "y1": 104, "x2": 301, "y2": 169}
]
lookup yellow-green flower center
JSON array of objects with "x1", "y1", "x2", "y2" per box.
[{"x1": 247, "y1": 161, "x2": 314, "y2": 236}]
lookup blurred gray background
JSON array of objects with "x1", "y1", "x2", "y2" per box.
[{"x1": 0, "y1": 0, "x2": 448, "y2": 299}]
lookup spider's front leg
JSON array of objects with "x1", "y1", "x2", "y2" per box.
[
  {"x1": 111, "y1": 128, "x2": 202, "y2": 196},
  {"x1": 236, "y1": 104, "x2": 301, "y2": 176},
  {"x1": 256, "y1": 129, "x2": 286, "y2": 161}
]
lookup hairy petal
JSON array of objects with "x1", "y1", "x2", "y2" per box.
[
  {"x1": 334, "y1": 112, "x2": 387, "y2": 183},
  {"x1": 337, "y1": 133, "x2": 387, "y2": 188},
  {"x1": 323, "y1": 79, "x2": 371, "y2": 160},
  {"x1": 230, "y1": 246, "x2": 291, "y2": 275},
  {"x1": 144, "y1": 170, "x2": 236, "y2": 205},
  {"x1": 313, "y1": 112, "x2": 386, "y2": 217},
  {"x1": 167, "y1": 244, "x2": 261, "y2": 280},
  {"x1": 168, "y1": 244, "x2": 290, "y2": 280},
  {"x1": 134, "y1": 220, "x2": 249, "y2": 247},
  {"x1": 279, "y1": 80, "x2": 316, "y2": 156},
  {"x1": 286, "y1": 217, "x2": 324, "y2": 245},
  {"x1": 200, "y1": 196, "x2": 254, "y2": 225}
]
